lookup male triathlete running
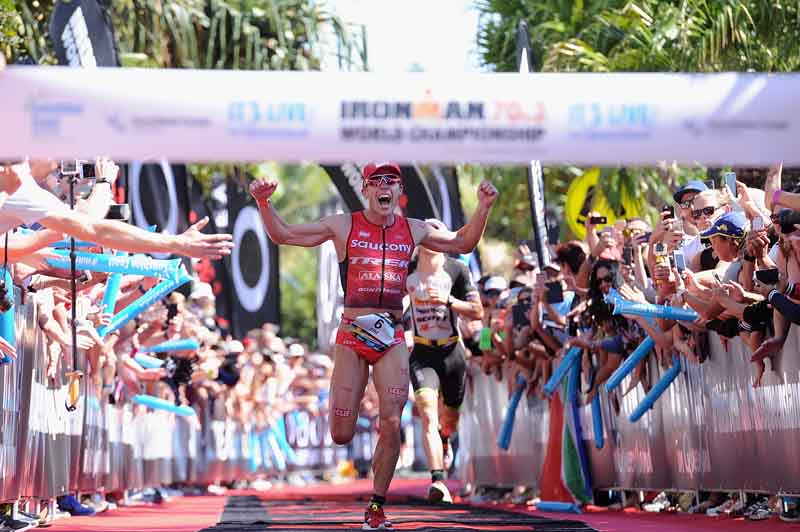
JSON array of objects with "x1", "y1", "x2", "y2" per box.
[
  {"x1": 250, "y1": 163, "x2": 497, "y2": 530},
  {"x1": 404, "y1": 220, "x2": 482, "y2": 503}
]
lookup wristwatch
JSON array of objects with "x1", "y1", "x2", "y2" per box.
[
  {"x1": 446, "y1": 295, "x2": 454, "y2": 308},
  {"x1": 96, "y1": 178, "x2": 112, "y2": 185}
]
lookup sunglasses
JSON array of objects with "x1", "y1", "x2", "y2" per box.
[
  {"x1": 483, "y1": 289, "x2": 501, "y2": 297},
  {"x1": 679, "y1": 200, "x2": 693, "y2": 209},
  {"x1": 691, "y1": 206, "x2": 717, "y2": 219},
  {"x1": 365, "y1": 174, "x2": 401, "y2": 187},
  {"x1": 597, "y1": 275, "x2": 614, "y2": 284}
]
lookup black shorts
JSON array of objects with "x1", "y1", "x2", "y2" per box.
[{"x1": 409, "y1": 341, "x2": 467, "y2": 408}]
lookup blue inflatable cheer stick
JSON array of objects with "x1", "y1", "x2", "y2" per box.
[
  {"x1": 140, "y1": 338, "x2": 200, "y2": 353},
  {"x1": 274, "y1": 416, "x2": 298, "y2": 465},
  {"x1": 133, "y1": 353, "x2": 165, "y2": 369},
  {"x1": 536, "y1": 501, "x2": 582, "y2": 513},
  {"x1": 591, "y1": 391, "x2": 604, "y2": 449},
  {"x1": 51, "y1": 239, "x2": 98, "y2": 249},
  {"x1": 629, "y1": 355, "x2": 682, "y2": 422},
  {"x1": 101, "y1": 252, "x2": 127, "y2": 315},
  {"x1": 132, "y1": 394, "x2": 195, "y2": 417},
  {"x1": 611, "y1": 298, "x2": 698, "y2": 322},
  {"x1": 97, "y1": 267, "x2": 192, "y2": 338},
  {"x1": 46, "y1": 250, "x2": 182, "y2": 279},
  {"x1": 543, "y1": 346, "x2": 581, "y2": 396},
  {"x1": 0, "y1": 267, "x2": 15, "y2": 363},
  {"x1": 604, "y1": 336, "x2": 655, "y2": 392},
  {"x1": 497, "y1": 374, "x2": 527, "y2": 451}
]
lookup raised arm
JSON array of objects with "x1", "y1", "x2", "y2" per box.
[
  {"x1": 414, "y1": 180, "x2": 498, "y2": 254},
  {"x1": 249, "y1": 179, "x2": 340, "y2": 247}
]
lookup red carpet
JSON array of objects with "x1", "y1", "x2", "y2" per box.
[{"x1": 47, "y1": 479, "x2": 800, "y2": 532}]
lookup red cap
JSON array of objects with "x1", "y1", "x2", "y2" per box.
[{"x1": 363, "y1": 162, "x2": 402, "y2": 180}]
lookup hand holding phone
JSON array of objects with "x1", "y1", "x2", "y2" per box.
[
  {"x1": 752, "y1": 217, "x2": 764, "y2": 231},
  {"x1": 589, "y1": 215, "x2": 608, "y2": 225},
  {"x1": 724, "y1": 171, "x2": 738, "y2": 199}
]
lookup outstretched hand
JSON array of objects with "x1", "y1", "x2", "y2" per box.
[
  {"x1": 477, "y1": 180, "x2": 499, "y2": 208},
  {"x1": 249, "y1": 179, "x2": 279, "y2": 204},
  {"x1": 178, "y1": 217, "x2": 234, "y2": 260}
]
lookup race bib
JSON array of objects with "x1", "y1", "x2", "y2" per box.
[{"x1": 351, "y1": 313, "x2": 396, "y2": 350}]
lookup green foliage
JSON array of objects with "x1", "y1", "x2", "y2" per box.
[{"x1": 475, "y1": 0, "x2": 800, "y2": 240}]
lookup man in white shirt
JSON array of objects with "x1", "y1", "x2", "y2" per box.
[{"x1": 0, "y1": 160, "x2": 233, "y2": 260}]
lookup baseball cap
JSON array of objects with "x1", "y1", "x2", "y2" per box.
[
  {"x1": 287, "y1": 343, "x2": 305, "y2": 358},
  {"x1": 700, "y1": 211, "x2": 748, "y2": 240},
  {"x1": 483, "y1": 276, "x2": 507, "y2": 292},
  {"x1": 227, "y1": 340, "x2": 245, "y2": 354},
  {"x1": 363, "y1": 162, "x2": 402, "y2": 180},
  {"x1": 673, "y1": 180, "x2": 709, "y2": 203},
  {"x1": 190, "y1": 281, "x2": 214, "y2": 301}
]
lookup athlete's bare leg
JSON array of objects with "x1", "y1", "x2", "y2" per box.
[
  {"x1": 414, "y1": 388, "x2": 444, "y2": 470},
  {"x1": 329, "y1": 343, "x2": 369, "y2": 445},
  {"x1": 370, "y1": 342, "x2": 411, "y2": 497}
]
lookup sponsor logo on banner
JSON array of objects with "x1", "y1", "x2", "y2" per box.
[
  {"x1": 106, "y1": 113, "x2": 211, "y2": 134},
  {"x1": 26, "y1": 93, "x2": 84, "y2": 138},
  {"x1": 227, "y1": 100, "x2": 311, "y2": 138},
  {"x1": 339, "y1": 90, "x2": 545, "y2": 143},
  {"x1": 567, "y1": 102, "x2": 656, "y2": 140},
  {"x1": 682, "y1": 118, "x2": 789, "y2": 137}
]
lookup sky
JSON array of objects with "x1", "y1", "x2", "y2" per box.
[{"x1": 327, "y1": 0, "x2": 482, "y2": 73}]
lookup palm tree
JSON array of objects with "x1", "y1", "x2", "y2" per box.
[{"x1": 475, "y1": 0, "x2": 800, "y2": 237}]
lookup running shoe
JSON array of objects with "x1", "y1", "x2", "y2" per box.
[
  {"x1": 780, "y1": 499, "x2": 800, "y2": 522},
  {"x1": 0, "y1": 517, "x2": 34, "y2": 532},
  {"x1": 428, "y1": 481, "x2": 453, "y2": 504},
  {"x1": 745, "y1": 499, "x2": 772, "y2": 521},
  {"x1": 642, "y1": 491, "x2": 670, "y2": 512},
  {"x1": 706, "y1": 497, "x2": 736, "y2": 517},
  {"x1": 57, "y1": 495, "x2": 95, "y2": 517},
  {"x1": 363, "y1": 502, "x2": 393, "y2": 530}
]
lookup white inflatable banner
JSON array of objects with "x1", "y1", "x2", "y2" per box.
[{"x1": 1, "y1": 67, "x2": 798, "y2": 165}]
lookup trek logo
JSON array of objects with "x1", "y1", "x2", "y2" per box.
[
  {"x1": 359, "y1": 271, "x2": 402, "y2": 282},
  {"x1": 350, "y1": 239, "x2": 412, "y2": 253},
  {"x1": 350, "y1": 257, "x2": 410, "y2": 268}
]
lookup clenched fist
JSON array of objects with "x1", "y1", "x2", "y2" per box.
[
  {"x1": 477, "y1": 179, "x2": 499, "y2": 209},
  {"x1": 249, "y1": 179, "x2": 278, "y2": 205}
]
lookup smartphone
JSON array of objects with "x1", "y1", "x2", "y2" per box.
[
  {"x1": 545, "y1": 281, "x2": 564, "y2": 304},
  {"x1": 673, "y1": 250, "x2": 686, "y2": 272},
  {"x1": 589, "y1": 216, "x2": 607, "y2": 225},
  {"x1": 81, "y1": 163, "x2": 96, "y2": 179},
  {"x1": 622, "y1": 246, "x2": 632, "y2": 265},
  {"x1": 724, "y1": 171, "x2": 737, "y2": 198},
  {"x1": 662, "y1": 205, "x2": 675, "y2": 218},
  {"x1": 752, "y1": 217, "x2": 763, "y2": 231},
  {"x1": 704, "y1": 179, "x2": 716, "y2": 190},
  {"x1": 635, "y1": 231, "x2": 652, "y2": 245},
  {"x1": 755, "y1": 268, "x2": 779, "y2": 285}
]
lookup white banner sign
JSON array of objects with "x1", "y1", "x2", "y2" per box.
[{"x1": 1, "y1": 67, "x2": 798, "y2": 165}]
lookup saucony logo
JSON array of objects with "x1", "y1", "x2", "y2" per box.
[{"x1": 350, "y1": 239, "x2": 412, "y2": 253}]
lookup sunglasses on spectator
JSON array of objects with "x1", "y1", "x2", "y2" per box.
[
  {"x1": 516, "y1": 262, "x2": 536, "y2": 271},
  {"x1": 597, "y1": 275, "x2": 614, "y2": 284},
  {"x1": 483, "y1": 289, "x2": 501, "y2": 297},
  {"x1": 691, "y1": 206, "x2": 717, "y2": 219},
  {"x1": 365, "y1": 174, "x2": 401, "y2": 187},
  {"x1": 679, "y1": 200, "x2": 694, "y2": 209}
]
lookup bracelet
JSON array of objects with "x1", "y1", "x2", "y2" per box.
[
  {"x1": 138, "y1": 285, "x2": 147, "y2": 294},
  {"x1": 743, "y1": 254, "x2": 756, "y2": 262},
  {"x1": 96, "y1": 179, "x2": 112, "y2": 185},
  {"x1": 446, "y1": 295, "x2": 454, "y2": 308},
  {"x1": 773, "y1": 189, "x2": 782, "y2": 206}
]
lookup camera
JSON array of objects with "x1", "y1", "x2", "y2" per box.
[
  {"x1": 589, "y1": 216, "x2": 607, "y2": 225},
  {"x1": 106, "y1": 203, "x2": 130, "y2": 221},
  {"x1": 662, "y1": 205, "x2": 675, "y2": 218},
  {"x1": 755, "y1": 268, "x2": 779, "y2": 285},
  {"x1": 59, "y1": 160, "x2": 95, "y2": 179}
]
